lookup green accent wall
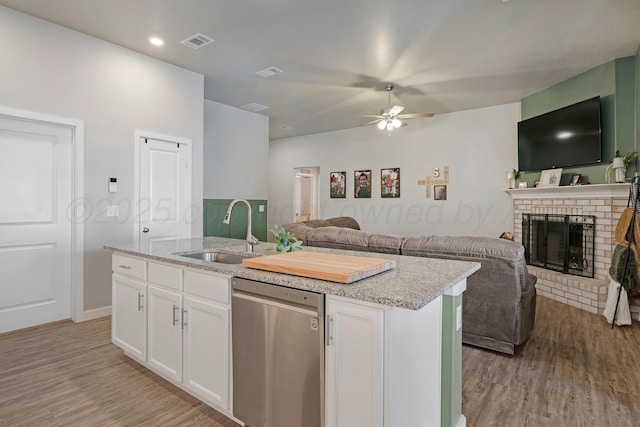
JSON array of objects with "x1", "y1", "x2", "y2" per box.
[
  {"x1": 203, "y1": 199, "x2": 268, "y2": 242},
  {"x1": 520, "y1": 56, "x2": 637, "y2": 185},
  {"x1": 441, "y1": 294, "x2": 463, "y2": 427}
]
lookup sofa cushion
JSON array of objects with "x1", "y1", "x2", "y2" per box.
[
  {"x1": 402, "y1": 235, "x2": 528, "y2": 291},
  {"x1": 301, "y1": 219, "x2": 332, "y2": 228},
  {"x1": 369, "y1": 234, "x2": 404, "y2": 254},
  {"x1": 306, "y1": 226, "x2": 371, "y2": 252},
  {"x1": 326, "y1": 216, "x2": 361, "y2": 230}
]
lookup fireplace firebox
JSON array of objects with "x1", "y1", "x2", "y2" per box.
[{"x1": 522, "y1": 214, "x2": 595, "y2": 278}]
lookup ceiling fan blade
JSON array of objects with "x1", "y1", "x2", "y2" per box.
[
  {"x1": 361, "y1": 114, "x2": 384, "y2": 118},
  {"x1": 365, "y1": 119, "x2": 383, "y2": 125},
  {"x1": 389, "y1": 105, "x2": 405, "y2": 116},
  {"x1": 397, "y1": 112, "x2": 434, "y2": 119}
]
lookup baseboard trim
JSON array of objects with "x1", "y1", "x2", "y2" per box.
[
  {"x1": 77, "y1": 306, "x2": 111, "y2": 322},
  {"x1": 456, "y1": 414, "x2": 467, "y2": 427}
]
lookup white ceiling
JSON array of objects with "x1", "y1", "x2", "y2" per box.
[{"x1": 1, "y1": 0, "x2": 639, "y2": 140}]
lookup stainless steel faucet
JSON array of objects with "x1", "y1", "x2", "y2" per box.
[{"x1": 223, "y1": 199, "x2": 259, "y2": 252}]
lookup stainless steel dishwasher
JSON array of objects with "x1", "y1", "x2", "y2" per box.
[{"x1": 231, "y1": 277, "x2": 324, "y2": 427}]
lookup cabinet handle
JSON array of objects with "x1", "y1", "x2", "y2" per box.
[
  {"x1": 172, "y1": 305, "x2": 180, "y2": 326},
  {"x1": 137, "y1": 292, "x2": 144, "y2": 311},
  {"x1": 182, "y1": 309, "x2": 188, "y2": 329},
  {"x1": 327, "y1": 314, "x2": 334, "y2": 346},
  {"x1": 119, "y1": 265, "x2": 131, "y2": 269}
]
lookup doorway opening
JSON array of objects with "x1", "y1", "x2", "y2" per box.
[{"x1": 293, "y1": 167, "x2": 319, "y2": 223}]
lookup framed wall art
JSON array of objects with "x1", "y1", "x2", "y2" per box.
[
  {"x1": 381, "y1": 168, "x2": 400, "y2": 198},
  {"x1": 539, "y1": 168, "x2": 563, "y2": 187},
  {"x1": 354, "y1": 170, "x2": 371, "y2": 198},
  {"x1": 330, "y1": 171, "x2": 346, "y2": 198},
  {"x1": 434, "y1": 185, "x2": 447, "y2": 201}
]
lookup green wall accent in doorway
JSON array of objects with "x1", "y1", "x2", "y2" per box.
[{"x1": 203, "y1": 199, "x2": 268, "y2": 242}]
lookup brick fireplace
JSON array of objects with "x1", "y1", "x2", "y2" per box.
[{"x1": 507, "y1": 184, "x2": 634, "y2": 317}]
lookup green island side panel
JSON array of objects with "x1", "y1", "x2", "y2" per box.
[
  {"x1": 441, "y1": 293, "x2": 463, "y2": 427},
  {"x1": 203, "y1": 199, "x2": 268, "y2": 243}
]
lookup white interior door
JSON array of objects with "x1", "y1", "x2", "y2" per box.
[
  {"x1": 139, "y1": 136, "x2": 191, "y2": 246},
  {"x1": 0, "y1": 116, "x2": 72, "y2": 333},
  {"x1": 293, "y1": 167, "x2": 319, "y2": 222}
]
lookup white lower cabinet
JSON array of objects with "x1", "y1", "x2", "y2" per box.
[
  {"x1": 183, "y1": 296, "x2": 230, "y2": 409},
  {"x1": 112, "y1": 274, "x2": 147, "y2": 363},
  {"x1": 148, "y1": 284, "x2": 183, "y2": 382},
  {"x1": 325, "y1": 296, "x2": 384, "y2": 427},
  {"x1": 112, "y1": 255, "x2": 231, "y2": 415},
  {"x1": 326, "y1": 294, "x2": 445, "y2": 427}
]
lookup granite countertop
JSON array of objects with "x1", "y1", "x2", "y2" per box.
[{"x1": 105, "y1": 237, "x2": 480, "y2": 310}]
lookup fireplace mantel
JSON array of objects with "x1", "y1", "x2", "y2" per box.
[{"x1": 506, "y1": 183, "x2": 629, "y2": 199}]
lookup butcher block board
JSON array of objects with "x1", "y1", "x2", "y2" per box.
[{"x1": 242, "y1": 251, "x2": 396, "y2": 284}]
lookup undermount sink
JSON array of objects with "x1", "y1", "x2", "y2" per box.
[{"x1": 175, "y1": 251, "x2": 249, "y2": 264}]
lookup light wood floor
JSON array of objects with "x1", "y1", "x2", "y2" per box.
[
  {"x1": 1, "y1": 296, "x2": 639, "y2": 426},
  {"x1": 463, "y1": 296, "x2": 640, "y2": 426}
]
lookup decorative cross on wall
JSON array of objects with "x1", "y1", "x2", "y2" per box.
[{"x1": 417, "y1": 165, "x2": 449, "y2": 198}]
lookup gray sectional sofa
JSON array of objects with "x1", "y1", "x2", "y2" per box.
[{"x1": 283, "y1": 217, "x2": 537, "y2": 354}]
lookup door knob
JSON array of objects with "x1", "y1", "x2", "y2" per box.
[{"x1": 142, "y1": 227, "x2": 149, "y2": 233}]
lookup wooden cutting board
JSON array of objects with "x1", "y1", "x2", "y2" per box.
[{"x1": 242, "y1": 251, "x2": 396, "y2": 284}]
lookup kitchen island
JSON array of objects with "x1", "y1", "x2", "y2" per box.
[{"x1": 106, "y1": 237, "x2": 479, "y2": 427}]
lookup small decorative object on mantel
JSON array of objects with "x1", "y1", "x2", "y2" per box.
[
  {"x1": 506, "y1": 168, "x2": 521, "y2": 189},
  {"x1": 570, "y1": 173, "x2": 581, "y2": 186},
  {"x1": 539, "y1": 168, "x2": 562, "y2": 187},
  {"x1": 269, "y1": 225, "x2": 302, "y2": 252},
  {"x1": 606, "y1": 151, "x2": 637, "y2": 183}
]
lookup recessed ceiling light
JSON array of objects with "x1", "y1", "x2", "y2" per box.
[{"x1": 148, "y1": 37, "x2": 164, "y2": 46}]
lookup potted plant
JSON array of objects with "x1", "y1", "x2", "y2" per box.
[{"x1": 269, "y1": 225, "x2": 302, "y2": 252}]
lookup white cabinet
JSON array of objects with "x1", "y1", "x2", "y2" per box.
[
  {"x1": 183, "y1": 295, "x2": 230, "y2": 409},
  {"x1": 148, "y1": 284, "x2": 183, "y2": 382},
  {"x1": 112, "y1": 272, "x2": 147, "y2": 363},
  {"x1": 111, "y1": 255, "x2": 232, "y2": 415},
  {"x1": 326, "y1": 294, "x2": 446, "y2": 427},
  {"x1": 325, "y1": 296, "x2": 384, "y2": 427}
]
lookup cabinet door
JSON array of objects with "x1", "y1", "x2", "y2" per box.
[
  {"x1": 147, "y1": 285, "x2": 183, "y2": 382},
  {"x1": 112, "y1": 274, "x2": 147, "y2": 362},
  {"x1": 183, "y1": 296, "x2": 230, "y2": 410},
  {"x1": 326, "y1": 296, "x2": 384, "y2": 427}
]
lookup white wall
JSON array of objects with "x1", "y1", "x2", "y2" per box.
[
  {"x1": 269, "y1": 103, "x2": 520, "y2": 238},
  {"x1": 203, "y1": 100, "x2": 269, "y2": 199},
  {"x1": 0, "y1": 7, "x2": 204, "y2": 311}
]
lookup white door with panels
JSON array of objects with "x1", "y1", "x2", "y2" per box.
[
  {"x1": 139, "y1": 136, "x2": 191, "y2": 246},
  {"x1": 0, "y1": 116, "x2": 72, "y2": 333}
]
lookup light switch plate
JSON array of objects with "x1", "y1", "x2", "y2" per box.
[
  {"x1": 259, "y1": 205, "x2": 265, "y2": 212},
  {"x1": 107, "y1": 206, "x2": 119, "y2": 217}
]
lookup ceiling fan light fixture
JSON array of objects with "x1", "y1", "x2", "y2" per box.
[
  {"x1": 386, "y1": 121, "x2": 394, "y2": 131},
  {"x1": 392, "y1": 118, "x2": 401, "y2": 128},
  {"x1": 377, "y1": 120, "x2": 387, "y2": 130}
]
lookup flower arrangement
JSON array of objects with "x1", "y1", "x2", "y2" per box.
[{"x1": 269, "y1": 225, "x2": 302, "y2": 252}]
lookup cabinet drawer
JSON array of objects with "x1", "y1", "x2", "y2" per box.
[
  {"x1": 148, "y1": 262, "x2": 183, "y2": 291},
  {"x1": 113, "y1": 254, "x2": 147, "y2": 280},
  {"x1": 184, "y1": 270, "x2": 230, "y2": 304}
]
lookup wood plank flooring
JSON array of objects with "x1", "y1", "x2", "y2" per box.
[
  {"x1": 1, "y1": 296, "x2": 639, "y2": 426},
  {"x1": 463, "y1": 296, "x2": 640, "y2": 426}
]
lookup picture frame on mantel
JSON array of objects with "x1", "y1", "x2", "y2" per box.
[{"x1": 539, "y1": 168, "x2": 563, "y2": 187}]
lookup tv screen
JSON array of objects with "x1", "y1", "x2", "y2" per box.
[{"x1": 518, "y1": 96, "x2": 601, "y2": 172}]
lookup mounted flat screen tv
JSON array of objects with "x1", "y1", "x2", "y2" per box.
[{"x1": 518, "y1": 96, "x2": 602, "y2": 172}]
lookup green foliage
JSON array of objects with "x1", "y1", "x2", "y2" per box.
[
  {"x1": 269, "y1": 225, "x2": 302, "y2": 252},
  {"x1": 512, "y1": 168, "x2": 521, "y2": 179}
]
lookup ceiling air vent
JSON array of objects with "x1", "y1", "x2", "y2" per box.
[
  {"x1": 239, "y1": 103, "x2": 269, "y2": 112},
  {"x1": 180, "y1": 33, "x2": 214, "y2": 49},
  {"x1": 255, "y1": 66, "x2": 284, "y2": 78}
]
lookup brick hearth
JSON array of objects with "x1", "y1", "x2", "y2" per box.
[{"x1": 507, "y1": 184, "x2": 631, "y2": 316}]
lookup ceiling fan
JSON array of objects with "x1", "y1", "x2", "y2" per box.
[{"x1": 364, "y1": 84, "x2": 434, "y2": 132}]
